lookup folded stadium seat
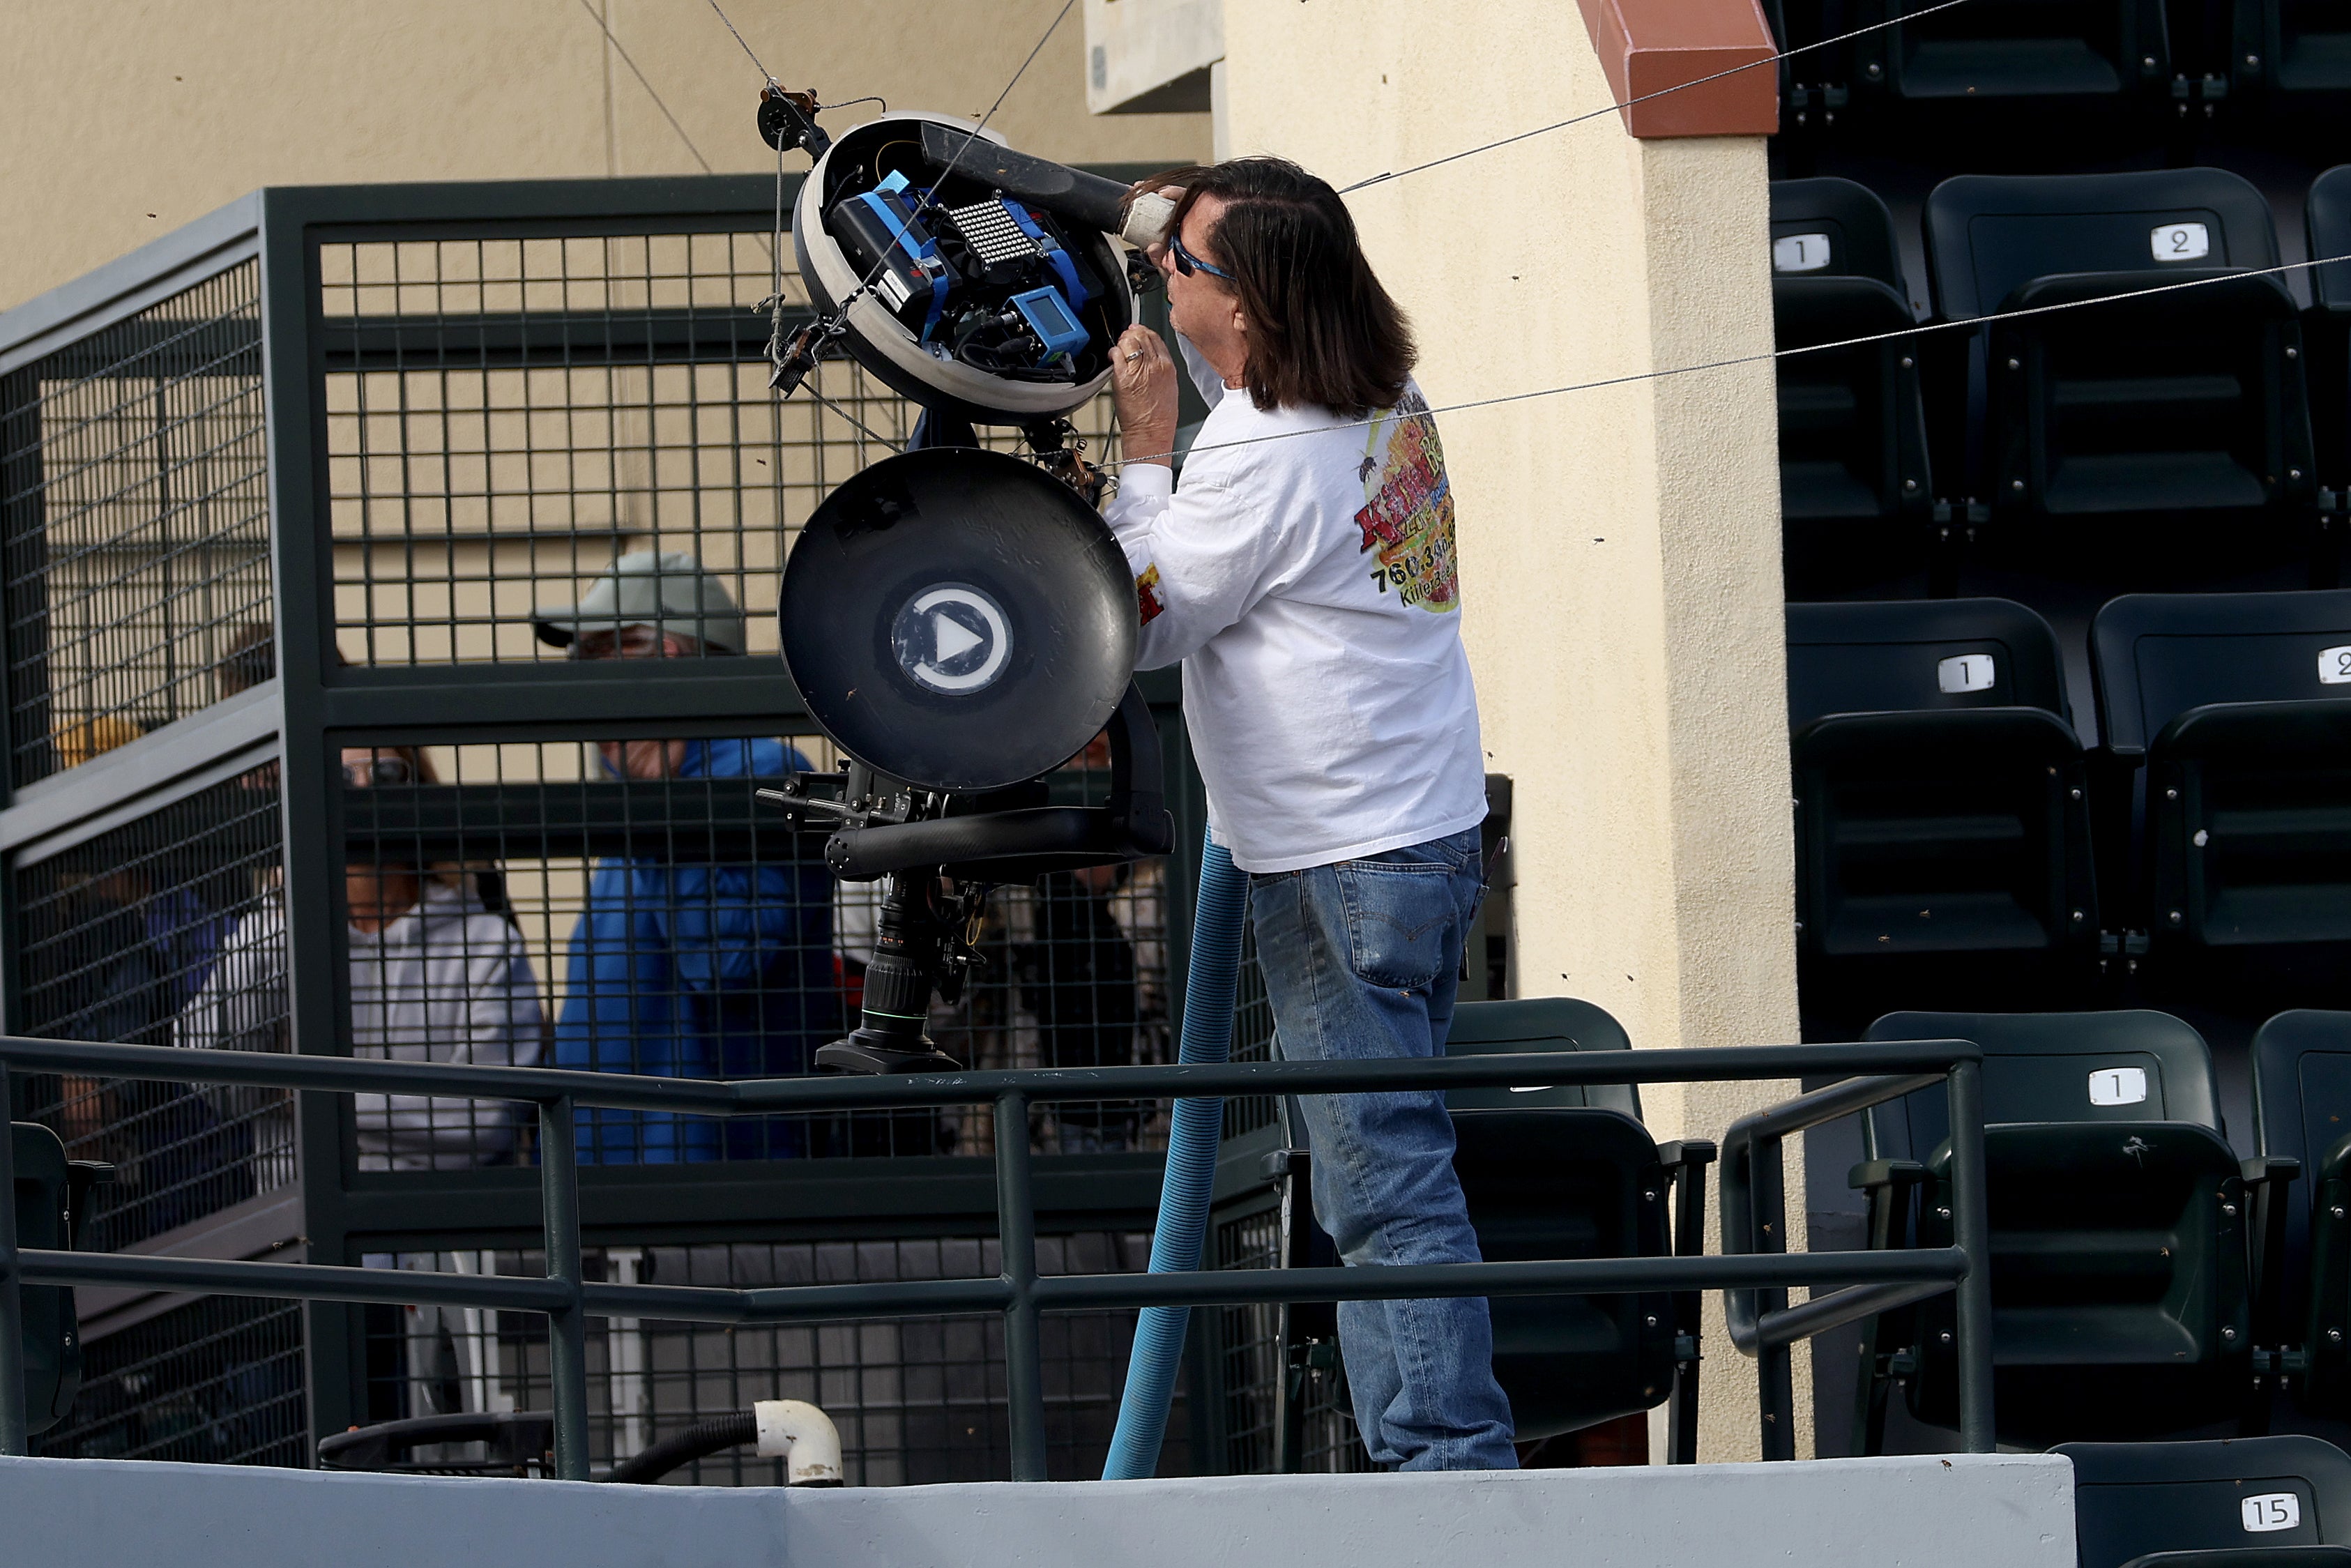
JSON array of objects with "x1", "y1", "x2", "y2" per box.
[
  {"x1": 2090, "y1": 591, "x2": 2351, "y2": 1003},
  {"x1": 2302, "y1": 167, "x2": 2351, "y2": 580},
  {"x1": 2253, "y1": 1011, "x2": 2351, "y2": 1418},
  {"x1": 1259, "y1": 998, "x2": 1712, "y2": 1464},
  {"x1": 1763, "y1": 0, "x2": 1853, "y2": 137},
  {"x1": 1787, "y1": 599, "x2": 2100, "y2": 1028},
  {"x1": 1852, "y1": 1010, "x2": 2252, "y2": 1451},
  {"x1": 1770, "y1": 178, "x2": 1938, "y2": 596},
  {"x1": 1924, "y1": 169, "x2": 2320, "y2": 582},
  {"x1": 1845, "y1": 0, "x2": 2169, "y2": 105},
  {"x1": 2062, "y1": 1435, "x2": 2351, "y2": 1567},
  {"x1": 10, "y1": 1122, "x2": 96, "y2": 1435},
  {"x1": 2234, "y1": 0, "x2": 2351, "y2": 100}
]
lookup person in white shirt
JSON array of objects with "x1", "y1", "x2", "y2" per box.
[
  {"x1": 176, "y1": 746, "x2": 545, "y2": 1172},
  {"x1": 175, "y1": 743, "x2": 544, "y2": 1416},
  {"x1": 1102, "y1": 158, "x2": 1513, "y2": 1471}
]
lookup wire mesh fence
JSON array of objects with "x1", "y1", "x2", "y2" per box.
[
  {"x1": 15, "y1": 764, "x2": 290, "y2": 1249},
  {"x1": 34, "y1": 1293, "x2": 307, "y2": 1467},
  {"x1": 360, "y1": 1235, "x2": 1184, "y2": 1484},
  {"x1": 1, "y1": 261, "x2": 272, "y2": 790},
  {"x1": 1212, "y1": 1207, "x2": 1367, "y2": 1477},
  {"x1": 330, "y1": 732, "x2": 1179, "y2": 1162},
  {"x1": 1220, "y1": 920, "x2": 1280, "y2": 1144},
  {"x1": 318, "y1": 234, "x2": 1119, "y2": 669}
]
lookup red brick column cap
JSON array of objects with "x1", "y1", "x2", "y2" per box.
[{"x1": 1574, "y1": 0, "x2": 1780, "y2": 137}]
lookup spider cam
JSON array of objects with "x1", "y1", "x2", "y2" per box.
[{"x1": 757, "y1": 97, "x2": 1176, "y2": 1074}]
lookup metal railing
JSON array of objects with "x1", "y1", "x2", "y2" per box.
[
  {"x1": 1720, "y1": 1065, "x2": 1995, "y2": 1457},
  {"x1": 0, "y1": 1035, "x2": 1991, "y2": 1478}
]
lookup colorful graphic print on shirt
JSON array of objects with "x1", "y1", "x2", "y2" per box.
[
  {"x1": 1353, "y1": 390, "x2": 1459, "y2": 613},
  {"x1": 1136, "y1": 563, "x2": 1167, "y2": 626}
]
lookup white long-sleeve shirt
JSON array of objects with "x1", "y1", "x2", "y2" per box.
[
  {"x1": 1104, "y1": 352, "x2": 1486, "y2": 873},
  {"x1": 174, "y1": 881, "x2": 545, "y2": 1171}
]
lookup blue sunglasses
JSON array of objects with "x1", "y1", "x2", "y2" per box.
[{"x1": 1167, "y1": 228, "x2": 1233, "y2": 281}]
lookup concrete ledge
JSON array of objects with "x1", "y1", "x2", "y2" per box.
[
  {"x1": 1083, "y1": 0, "x2": 1222, "y2": 116},
  {"x1": 0, "y1": 1452, "x2": 2074, "y2": 1568}
]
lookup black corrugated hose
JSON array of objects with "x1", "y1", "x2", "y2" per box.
[{"x1": 603, "y1": 1410, "x2": 759, "y2": 1485}]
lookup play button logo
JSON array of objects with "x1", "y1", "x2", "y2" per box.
[
  {"x1": 891, "y1": 582, "x2": 1012, "y2": 696},
  {"x1": 933, "y1": 615, "x2": 984, "y2": 663}
]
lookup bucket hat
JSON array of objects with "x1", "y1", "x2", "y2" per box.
[{"x1": 532, "y1": 549, "x2": 747, "y2": 653}]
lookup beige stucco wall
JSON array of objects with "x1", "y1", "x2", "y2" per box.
[
  {"x1": 1218, "y1": 1, "x2": 1802, "y2": 1461},
  {"x1": 0, "y1": 0, "x2": 1210, "y2": 313}
]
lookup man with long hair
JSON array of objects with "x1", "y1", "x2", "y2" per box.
[{"x1": 1104, "y1": 158, "x2": 1512, "y2": 1470}]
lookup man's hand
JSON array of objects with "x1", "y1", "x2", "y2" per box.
[{"x1": 1111, "y1": 324, "x2": 1178, "y2": 471}]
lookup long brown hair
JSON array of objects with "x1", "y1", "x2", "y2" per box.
[{"x1": 1137, "y1": 158, "x2": 1416, "y2": 418}]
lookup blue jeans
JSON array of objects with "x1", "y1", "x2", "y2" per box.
[{"x1": 1248, "y1": 827, "x2": 1518, "y2": 1470}]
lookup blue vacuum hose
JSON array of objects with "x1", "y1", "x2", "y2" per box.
[{"x1": 1101, "y1": 830, "x2": 1247, "y2": 1479}]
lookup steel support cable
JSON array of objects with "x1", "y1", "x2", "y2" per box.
[
  {"x1": 747, "y1": 0, "x2": 1083, "y2": 387},
  {"x1": 782, "y1": 0, "x2": 1949, "y2": 388},
  {"x1": 705, "y1": 0, "x2": 1081, "y2": 390},
  {"x1": 802, "y1": 365, "x2": 895, "y2": 448},
  {"x1": 706, "y1": 0, "x2": 1955, "y2": 405},
  {"x1": 703, "y1": 0, "x2": 782, "y2": 90},
  {"x1": 581, "y1": 0, "x2": 839, "y2": 435},
  {"x1": 577, "y1": 0, "x2": 715, "y2": 174},
  {"x1": 1339, "y1": 0, "x2": 1977, "y2": 194},
  {"x1": 836, "y1": 0, "x2": 1083, "y2": 312},
  {"x1": 1100, "y1": 249, "x2": 2351, "y2": 471}
]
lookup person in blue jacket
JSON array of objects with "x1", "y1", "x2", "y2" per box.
[{"x1": 534, "y1": 551, "x2": 839, "y2": 1162}]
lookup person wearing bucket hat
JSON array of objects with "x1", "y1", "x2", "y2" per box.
[
  {"x1": 532, "y1": 549, "x2": 749, "y2": 656},
  {"x1": 533, "y1": 550, "x2": 841, "y2": 1163}
]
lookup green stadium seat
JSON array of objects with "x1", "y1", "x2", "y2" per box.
[
  {"x1": 1444, "y1": 998, "x2": 1711, "y2": 1451},
  {"x1": 2090, "y1": 590, "x2": 2351, "y2": 1003},
  {"x1": 1853, "y1": 1010, "x2": 2252, "y2": 1449},
  {"x1": 11, "y1": 1121, "x2": 90, "y2": 1435},
  {"x1": 1770, "y1": 178, "x2": 1938, "y2": 596},
  {"x1": 2252, "y1": 1010, "x2": 2351, "y2": 1417},
  {"x1": 2062, "y1": 1435, "x2": 2351, "y2": 1567},
  {"x1": 1848, "y1": 0, "x2": 2171, "y2": 103},
  {"x1": 2302, "y1": 167, "x2": 2351, "y2": 534},
  {"x1": 1787, "y1": 599, "x2": 2101, "y2": 1024},
  {"x1": 2233, "y1": 0, "x2": 2351, "y2": 98},
  {"x1": 1925, "y1": 169, "x2": 2319, "y2": 581},
  {"x1": 1259, "y1": 998, "x2": 1712, "y2": 1463}
]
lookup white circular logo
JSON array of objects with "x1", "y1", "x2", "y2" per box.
[{"x1": 891, "y1": 583, "x2": 1012, "y2": 696}]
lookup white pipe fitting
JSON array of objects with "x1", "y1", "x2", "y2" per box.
[
  {"x1": 1122, "y1": 191, "x2": 1178, "y2": 250},
  {"x1": 754, "y1": 1399, "x2": 844, "y2": 1486}
]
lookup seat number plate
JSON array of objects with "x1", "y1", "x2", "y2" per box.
[
  {"x1": 1936, "y1": 653, "x2": 1995, "y2": 693},
  {"x1": 2087, "y1": 1067, "x2": 2147, "y2": 1106},
  {"x1": 2321, "y1": 644, "x2": 2351, "y2": 685},
  {"x1": 2152, "y1": 222, "x2": 2211, "y2": 261},
  {"x1": 1773, "y1": 233, "x2": 1833, "y2": 273},
  {"x1": 2242, "y1": 1493, "x2": 2300, "y2": 1533}
]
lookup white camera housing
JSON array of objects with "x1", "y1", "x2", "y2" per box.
[{"x1": 793, "y1": 112, "x2": 1140, "y2": 427}]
